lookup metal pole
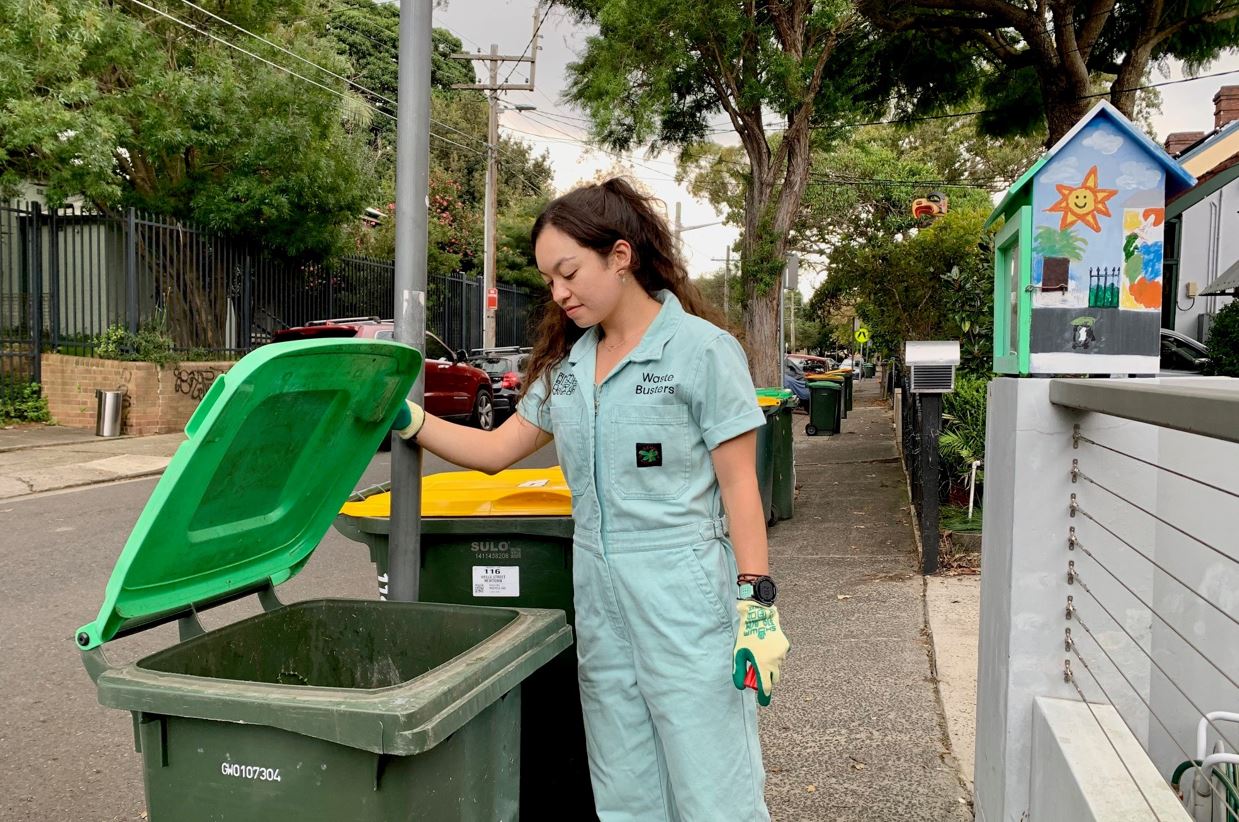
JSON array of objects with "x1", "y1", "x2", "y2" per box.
[
  {"x1": 918, "y1": 392, "x2": 943, "y2": 575},
  {"x1": 777, "y1": 267, "x2": 785, "y2": 380},
  {"x1": 483, "y1": 44, "x2": 499, "y2": 350},
  {"x1": 723, "y1": 246, "x2": 729, "y2": 319},
  {"x1": 389, "y1": 0, "x2": 432, "y2": 603},
  {"x1": 126, "y1": 207, "x2": 138, "y2": 338}
]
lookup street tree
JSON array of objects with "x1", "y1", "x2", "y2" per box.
[
  {"x1": 859, "y1": 0, "x2": 1239, "y2": 144},
  {"x1": 558, "y1": 0, "x2": 875, "y2": 385}
]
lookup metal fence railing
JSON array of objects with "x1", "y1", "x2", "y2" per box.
[{"x1": 0, "y1": 202, "x2": 540, "y2": 402}]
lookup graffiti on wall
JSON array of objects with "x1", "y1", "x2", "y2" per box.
[{"x1": 173, "y1": 367, "x2": 224, "y2": 401}]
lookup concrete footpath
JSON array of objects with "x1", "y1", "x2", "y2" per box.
[
  {"x1": 0, "y1": 379, "x2": 977, "y2": 820},
  {"x1": 0, "y1": 424, "x2": 183, "y2": 499},
  {"x1": 761, "y1": 378, "x2": 972, "y2": 820}
]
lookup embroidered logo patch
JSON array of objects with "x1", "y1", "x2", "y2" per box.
[
  {"x1": 635, "y1": 443, "x2": 662, "y2": 468},
  {"x1": 552, "y1": 373, "x2": 578, "y2": 396}
]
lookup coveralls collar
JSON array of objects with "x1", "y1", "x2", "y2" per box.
[{"x1": 566, "y1": 289, "x2": 685, "y2": 368}]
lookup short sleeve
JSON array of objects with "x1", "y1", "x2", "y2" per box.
[
  {"x1": 516, "y1": 368, "x2": 553, "y2": 433},
  {"x1": 690, "y1": 333, "x2": 765, "y2": 451}
]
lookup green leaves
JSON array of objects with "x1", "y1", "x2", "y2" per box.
[{"x1": 1204, "y1": 301, "x2": 1239, "y2": 378}]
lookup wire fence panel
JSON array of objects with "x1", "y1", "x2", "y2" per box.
[{"x1": 0, "y1": 202, "x2": 540, "y2": 403}]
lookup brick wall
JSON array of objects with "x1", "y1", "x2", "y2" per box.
[{"x1": 41, "y1": 354, "x2": 235, "y2": 435}]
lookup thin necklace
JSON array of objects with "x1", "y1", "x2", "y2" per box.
[{"x1": 601, "y1": 331, "x2": 628, "y2": 352}]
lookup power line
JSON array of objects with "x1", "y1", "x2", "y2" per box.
[
  {"x1": 510, "y1": 112, "x2": 685, "y2": 181},
  {"x1": 151, "y1": 0, "x2": 551, "y2": 196},
  {"x1": 501, "y1": 3, "x2": 553, "y2": 86}
]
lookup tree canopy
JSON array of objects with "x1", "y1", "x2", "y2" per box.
[
  {"x1": 559, "y1": 0, "x2": 888, "y2": 385},
  {"x1": 859, "y1": 0, "x2": 1239, "y2": 144},
  {"x1": 0, "y1": 0, "x2": 553, "y2": 273}
]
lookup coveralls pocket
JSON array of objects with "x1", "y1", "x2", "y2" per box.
[
  {"x1": 609, "y1": 403, "x2": 690, "y2": 500},
  {"x1": 550, "y1": 405, "x2": 588, "y2": 496},
  {"x1": 680, "y1": 539, "x2": 735, "y2": 633}
]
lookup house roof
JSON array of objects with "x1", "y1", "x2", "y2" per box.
[
  {"x1": 1202, "y1": 256, "x2": 1239, "y2": 296},
  {"x1": 984, "y1": 101, "x2": 1197, "y2": 229},
  {"x1": 1176, "y1": 116, "x2": 1239, "y2": 176},
  {"x1": 1166, "y1": 155, "x2": 1239, "y2": 220}
]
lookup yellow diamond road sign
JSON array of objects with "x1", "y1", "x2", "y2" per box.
[{"x1": 855, "y1": 327, "x2": 870, "y2": 344}]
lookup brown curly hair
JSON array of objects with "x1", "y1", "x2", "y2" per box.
[{"x1": 522, "y1": 178, "x2": 723, "y2": 403}]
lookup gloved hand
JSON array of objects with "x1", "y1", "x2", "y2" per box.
[
  {"x1": 391, "y1": 399, "x2": 425, "y2": 441},
  {"x1": 732, "y1": 600, "x2": 789, "y2": 707}
]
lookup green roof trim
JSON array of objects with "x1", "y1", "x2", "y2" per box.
[{"x1": 985, "y1": 101, "x2": 1197, "y2": 230}]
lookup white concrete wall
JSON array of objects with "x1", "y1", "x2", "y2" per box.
[
  {"x1": 1031, "y1": 697, "x2": 1191, "y2": 821},
  {"x1": 1176, "y1": 181, "x2": 1236, "y2": 341},
  {"x1": 976, "y1": 379, "x2": 1158, "y2": 821}
]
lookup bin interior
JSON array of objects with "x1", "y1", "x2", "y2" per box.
[{"x1": 138, "y1": 599, "x2": 517, "y2": 690}]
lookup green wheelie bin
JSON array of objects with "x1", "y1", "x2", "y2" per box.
[
  {"x1": 334, "y1": 467, "x2": 596, "y2": 819},
  {"x1": 804, "y1": 377, "x2": 842, "y2": 436},
  {"x1": 862, "y1": 362, "x2": 876, "y2": 379},
  {"x1": 755, "y1": 395, "x2": 780, "y2": 524},
  {"x1": 76, "y1": 339, "x2": 571, "y2": 822},
  {"x1": 757, "y1": 388, "x2": 796, "y2": 521}
]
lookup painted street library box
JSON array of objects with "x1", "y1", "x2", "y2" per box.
[{"x1": 985, "y1": 102, "x2": 1195, "y2": 375}]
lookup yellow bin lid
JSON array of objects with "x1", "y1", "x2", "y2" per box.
[
  {"x1": 339, "y1": 466, "x2": 572, "y2": 518},
  {"x1": 756, "y1": 395, "x2": 781, "y2": 408}
]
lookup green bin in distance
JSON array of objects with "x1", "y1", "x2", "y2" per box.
[
  {"x1": 805, "y1": 379, "x2": 842, "y2": 436},
  {"x1": 334, "y1": 468, "x2": 597, "y2": 819},
  {"x1": 757, "y1": 389, "x2": 796, "y2": 521},
  {"x1": 76, "y1": 339, "x2": 572, "y2": 822},
  {"x1": 862, "y1": 362, "x2": 876, "y2": 378}
]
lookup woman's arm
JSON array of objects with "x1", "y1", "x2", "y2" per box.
[
  {"x1": 413, "y1": 411, "x2": 553, "y2": 475},
  {"x1": 710, "y1": 430, "x2": 769, "y2": 577}
]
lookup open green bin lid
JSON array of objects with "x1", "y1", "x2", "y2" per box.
[{"x1": 76, "y1": 338, "x2": 422, "y2": 650}]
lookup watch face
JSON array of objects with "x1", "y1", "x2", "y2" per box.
[{"x1": 754, "y1": 577, "x2": 777, "y2": 603}]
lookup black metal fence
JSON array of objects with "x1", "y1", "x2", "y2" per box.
[
  {"x1": 0, "y1": 202, "x2": 540, "y2": 399},
  {"x1": 892, "y1": 360, "x2": 944, "y2": 574}
]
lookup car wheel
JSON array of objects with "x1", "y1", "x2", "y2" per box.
[{"x1": 472, "y1": 389, "x2": 495, "y2": 431}]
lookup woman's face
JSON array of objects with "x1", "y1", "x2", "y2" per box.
[{"x1": 534, "y1": 225, "x2": 632, "y2": 328}]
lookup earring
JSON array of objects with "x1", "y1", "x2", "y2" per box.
[{"x1": 619, "y1": 272, "x2": 628, "y2": 285}]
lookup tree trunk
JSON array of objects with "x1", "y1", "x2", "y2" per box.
[
  {"x1": 1041, "y1": 75, "x2": 1092, "y2": 147},
  {"x1": 741, "y1": 173, "x2": 781, "y2": 388}
]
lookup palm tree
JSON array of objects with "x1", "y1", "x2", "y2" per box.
[{"x1": 1034, "y1": 226, "x2": 1088, "y2": 260}]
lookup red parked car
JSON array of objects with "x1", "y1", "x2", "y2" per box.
[{"x1": 271, "y1": 318, "x2": 496, "y2": 430}]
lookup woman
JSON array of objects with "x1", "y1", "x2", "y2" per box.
[{"x1": 393, "y1": 178, "x2": 789, "y2": 821}]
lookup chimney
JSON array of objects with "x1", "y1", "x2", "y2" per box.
[
  {"x1": 1165, "y1": 131, "x2": 1205, "y2": 156},
  {"x1": 1214, "y1": 85, "x2": 1239, "y2": 129}
]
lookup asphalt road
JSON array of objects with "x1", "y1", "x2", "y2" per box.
[{"x1": 0, "y1": 444, "x2": 558, "y2": 822}]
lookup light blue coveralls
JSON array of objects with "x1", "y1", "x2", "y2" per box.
[{"x1": 518, "y1": 291, "x2": 770, "y2": 821}]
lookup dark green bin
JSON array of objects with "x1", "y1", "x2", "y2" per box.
[
  {"x1": 334, "y1": 480, "x2": 597, "y2": 819},
  {"x1": 805, "y1": 379, "x2": 842, "y2": 436},
  {"x1": 757, "y1": 389, "x2": 796, "y2": 521},
  {"x1": 76, "y1": 339, "x2": 572, "y2": 822},
  {"x1": 755, "y1": 400, "x2": 779, "y2": 524}
]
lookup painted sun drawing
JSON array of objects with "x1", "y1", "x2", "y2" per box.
[{"x1": 1045, "y1": 165, "x2": 1118, "y2": 233}]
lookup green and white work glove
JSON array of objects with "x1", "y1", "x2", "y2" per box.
[
  {"x1": 391, "y1": 399, "x2": 425, "y2": 441},
  {"x1": 732, "y1": 599, "x2": 790, "y2": 707}
]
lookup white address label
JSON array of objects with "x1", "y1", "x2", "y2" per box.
[
  {"x1": 473, "y1": 566, "x2": 519, "y2": 597},
  {"x1": 221, "y1": 762, "x2": 281, "y2": 782}
]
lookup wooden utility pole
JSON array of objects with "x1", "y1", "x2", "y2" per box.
[{"x1": 450, "y1": 8, "x2": 541, "y2": 350}]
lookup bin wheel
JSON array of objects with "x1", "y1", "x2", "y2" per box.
[{"x1": 806, "y1": 423, "x2": 818, "y2": 436}]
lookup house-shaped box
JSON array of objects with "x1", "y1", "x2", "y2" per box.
[{"x1": 985, "y1": 101, "x2": 1196, "y2": 375}]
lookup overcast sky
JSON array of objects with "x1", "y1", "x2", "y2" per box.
[{"x1": 432, "y1": 1, "x2": 1239, "y2": 297}]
